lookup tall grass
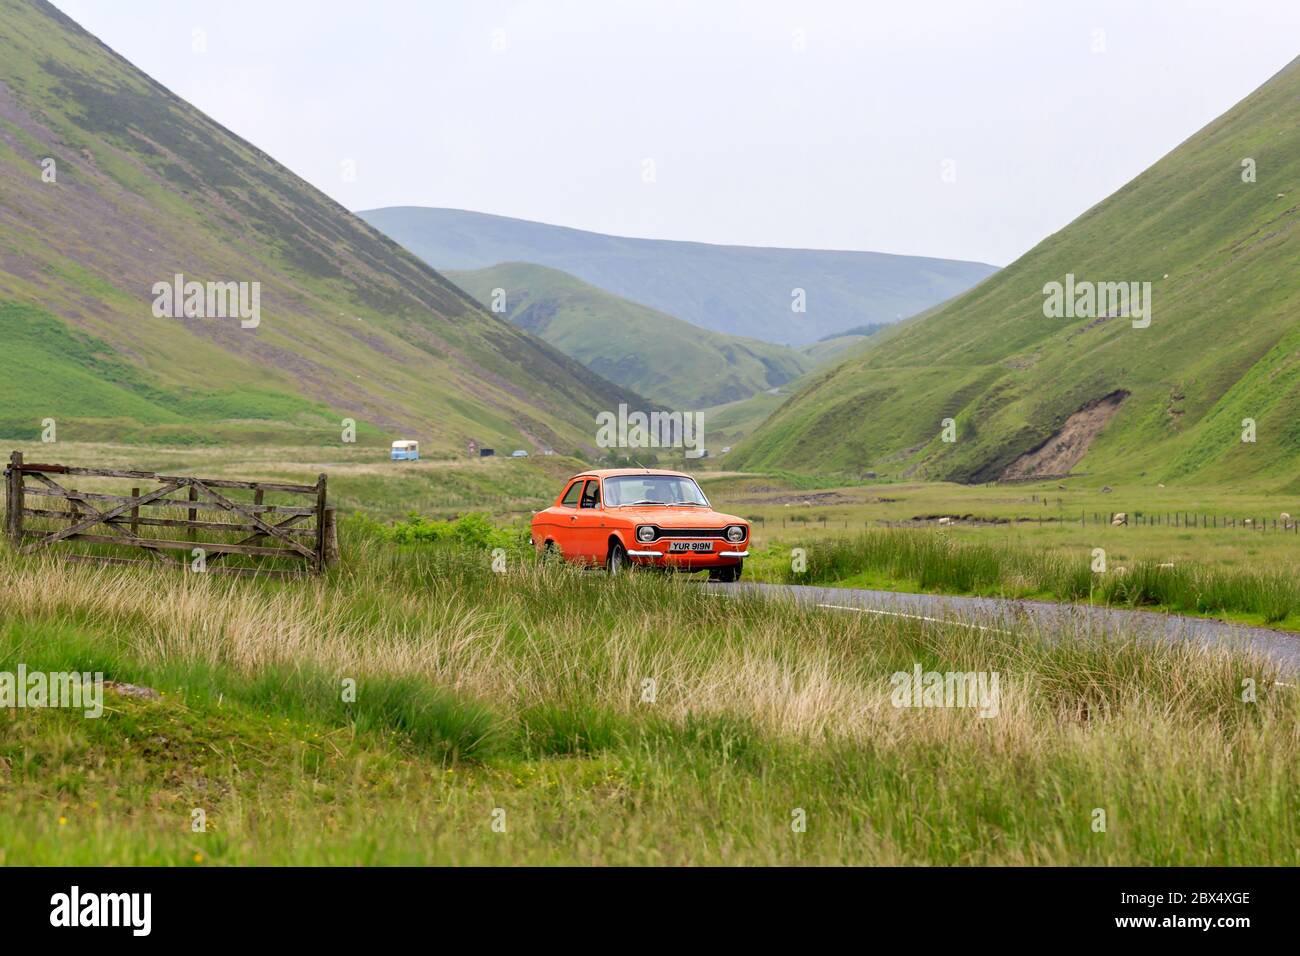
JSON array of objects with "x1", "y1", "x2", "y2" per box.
[
  {"x1": 785, "y1": 529, "x2": 1300, "y2": 623},
  {"x1": 0, "y1": 522, "x2": 1295, "y2": 865}
]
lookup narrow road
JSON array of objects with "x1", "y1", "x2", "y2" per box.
[{"x1": 719, "y1": 582, "x2": 1300, "y2": 674}]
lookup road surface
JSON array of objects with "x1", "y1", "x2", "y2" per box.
[{"x1": 715, "y1": 581, "x2": 1300, "y2": 675}]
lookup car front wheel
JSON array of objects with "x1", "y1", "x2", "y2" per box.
[
  {"x1": 606, "y1": 540, "x2": 629, "y2": 575},
  {"x1": 709, "y1": 561, "x2": 742, "y2": 583}
]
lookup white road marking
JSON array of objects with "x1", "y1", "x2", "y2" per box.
[
  {"x1": 708, "y1": 588, "x2": 1011, "y2": 634},
  {"x1": 814, "y1": 602, "x2": 1012, "y2": 635}
]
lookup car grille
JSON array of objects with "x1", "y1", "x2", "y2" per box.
[{"x1": 640, "y1": 526, "x2": 733, "y2": 541}]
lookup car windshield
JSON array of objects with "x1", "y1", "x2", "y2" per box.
[{"x1": 604, "y1": 475, "x2": 709, "y2": 507}]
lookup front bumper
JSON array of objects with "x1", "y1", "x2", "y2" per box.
[{"x1": 626, "y1": 548, "x2": 748, "y2": 560}]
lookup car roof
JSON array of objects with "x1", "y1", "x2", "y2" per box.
[{"x1": 568, "y1": 468, "x2": 694, "y2": 480}]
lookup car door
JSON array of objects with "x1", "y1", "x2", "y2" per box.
[
  {"x1": 543, "y1": 478, "x2": 584, "y2": 556},
  {"x1": 573, "y1": 478, "x2": 606, "y2": 562}
]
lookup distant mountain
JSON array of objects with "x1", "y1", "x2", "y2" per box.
[
  {"x1": 734, "y1": 55, "x2": 1300, "y2": 487},
  {"x1": 0, "y1": 0, "x2": 642, "y2": 453},
  {"x1": 446, "y1": 262, "x2": 812, "y2": 408},
  {"x1": 357, "y1": 207, "x2": 998, "y2": 346}
]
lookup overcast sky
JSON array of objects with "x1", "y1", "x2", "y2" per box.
[{"x1": 48, "y1": 0, "x2": 1300, "y2": 265}]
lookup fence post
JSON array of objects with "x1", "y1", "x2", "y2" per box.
[
  {"x1": 324, "y1": 506, "x2": 339, "y2": 567},
  {"x1": 131, "y1": 487, "x2": 140, "y2": 537},
  {"x1": 314, "y1": 474, "x2": 328, "y2": 572},
  {"x1": 187, "y1": 485, "x2": 198, "y2": 541},
  {"x1": 6, "y1": 450, "x2": 22, "y2": 547}
]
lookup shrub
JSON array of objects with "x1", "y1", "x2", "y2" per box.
[{"x1": 384, "y1": 511, "x2": 521, "y2": 550}]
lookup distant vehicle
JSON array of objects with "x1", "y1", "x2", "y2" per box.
[
  {"x1": 511, "y1": 449, "x2": 529, "y2": 458},
  {"x1": 719, "y1": 446, "x2": 731, "y2": 454},
  {"x1": 479, "y1": 448, "x2": 495, "y2": 457},
  {"x1": 390, "y1": 440, "x2": 419, "y2": 461},
  {"x1": 684, "y1": 448, "x2": 708, "y2": 460},
  {"x1": 530, "y1": 468, "x2": 749, "y2": 581}
]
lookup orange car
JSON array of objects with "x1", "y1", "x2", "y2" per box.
[{"x1": 531, "y1": 468, "x2": 750, "y2": 581}]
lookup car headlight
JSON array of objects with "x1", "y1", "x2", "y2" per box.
[
  {"x1": 726, "y1": 525, "x2": 746, "y2": 543},
  {"x1": 636, "y1": 526, "x2": 656, "y2": 543}
]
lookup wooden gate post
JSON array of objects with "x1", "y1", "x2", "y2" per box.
[
  {"x1": 6, "y1": 451, "x2": 22, "y2": 547},
  {"x1": 313, "y1": 474, "x2": 328, "y2": 572},
  {"x1": 324, "y1": 506, "x2": 339, "y2": 567}
]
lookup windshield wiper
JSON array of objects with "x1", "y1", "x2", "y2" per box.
[{"x1": 670, "y1": 501, "x2": 706, "y2": 506}]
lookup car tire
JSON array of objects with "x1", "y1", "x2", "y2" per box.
[
  {"x1": 709, "y1": 560, "x2": 742, "y2": 583},
  {"x1": 606, "y1": 540, "x2": 629, "y2": 575},
  {"x1": 541, "y1": 540, "x2": 561, "y2": 565}
]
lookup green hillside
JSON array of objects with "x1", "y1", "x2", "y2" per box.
[
  {"x1": 798, "y1": 331, "x2": 876, "y2": 366},
  {"x1": 446, "y1": 262, "x2": 813, "y2": 407},
  {"x1": 734, "y1": 55, "x2": 1300, "y2": 488},
  {"x1": 0, "y1": 301, "x2": 332, "y2": 444},
  {"x1": 0, "y1": 0, "x2": 643, "y2": 454},
  {"x1": 360, "y1": 206, "x2": 998, "y2": 346}
]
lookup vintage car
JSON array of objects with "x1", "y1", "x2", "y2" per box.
[{"x1": 530, "y1": 468, "x2": 749, "y2": 581}]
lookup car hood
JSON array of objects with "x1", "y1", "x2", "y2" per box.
[{"x1": 608, "y1": 506, "x2": 745, "y2": 527}]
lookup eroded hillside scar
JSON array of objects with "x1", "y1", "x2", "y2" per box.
[{"x1": 1000, "y1": 390, "x2": 1130, "y2": 480}]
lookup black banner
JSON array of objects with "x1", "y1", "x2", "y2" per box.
[{"x1": 0, "y1": 866, "x2": 1282, "y2": 942}]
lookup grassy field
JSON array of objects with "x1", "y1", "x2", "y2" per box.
[
  {"x1": 0, "y1": 440, "x2": 582, "y2": 524},
  {"x1": 770, "y1": 528, "x2": 1300, "y2": 626},
  {"x1": 706, "y1": 474, "x2": 1300, "y2": 569},
  {"x1": 1, "y1": 519, "x2": 1296, "y2": 865},
  {"x1": 5, "y1": 442, "x2": 1299, "y2": 864},
  {"x1": 11, "y1": 439, "x2": 1299, "y2": 591}
]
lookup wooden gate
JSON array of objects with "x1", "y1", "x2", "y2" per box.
[{"x1": 5, "y1": 452, "x2": 335, "y2": 576}]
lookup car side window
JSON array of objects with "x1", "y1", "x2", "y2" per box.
[
  {"x1": 560, "y1": 480, "x2": 583, "y2": 507},
  {"x1": 580, "y1": 479, "x2": 601, "y2": 509}
]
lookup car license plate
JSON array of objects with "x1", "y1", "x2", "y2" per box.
[{"x1": 668, "y1": 541, "x2": 712, "y2": 553}]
